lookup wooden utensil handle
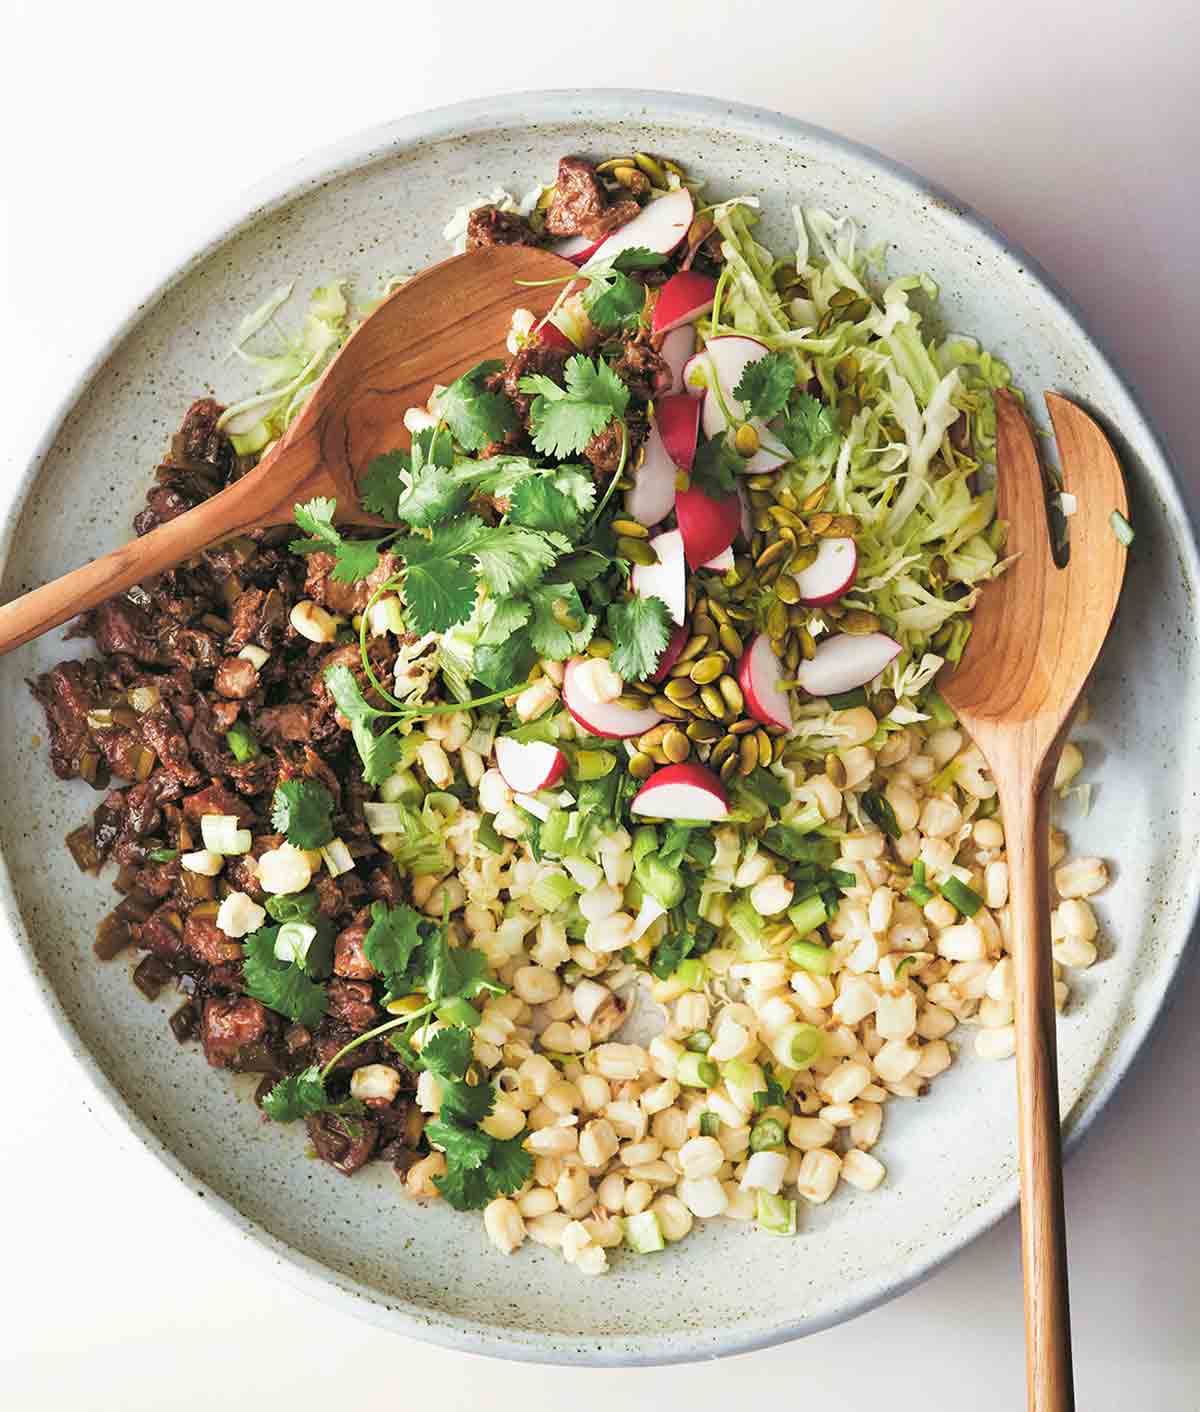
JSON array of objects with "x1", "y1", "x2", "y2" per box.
[
  {"x1": 1004, "y1": 777, "x2": 1075, "y2": 1412},
  {"x1": 0, "y1": 470, "x2": 269, "y2": 654}
]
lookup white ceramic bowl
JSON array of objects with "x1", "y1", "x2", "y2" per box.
[{"x1": 2, "y1": 92, "x2": 1197, "y2": 1365}]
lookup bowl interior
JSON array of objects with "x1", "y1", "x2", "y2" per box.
[{"x1": 1, "y1": 95, "x2": 1197, "y2": 1363}]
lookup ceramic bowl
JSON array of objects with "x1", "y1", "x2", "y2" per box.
[{"x1": 1, "y1": 91, "x2": 1197, "y2": 1365}]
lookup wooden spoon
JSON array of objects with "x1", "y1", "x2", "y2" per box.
[
  {"x1": 940, "y1": 389, "x2": 1128, "y2": 1412},
  {"x1": 0, "y1": 244, "x2": 577, "y2": 655}
]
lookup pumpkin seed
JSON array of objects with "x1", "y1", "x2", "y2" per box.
[
  {"x1": 700, "y1": 684, "x2": 729, "y2": 720},
  {"x1": 687, "y1": 214, "x2": 715, "y2": 246},
  {"x1": 685, "y1": 719, "x2": 723, "y2": 743},
  {"x1": 634, "y1": 152, "x2": 668, "y2": 187},
  {"x1": 663, "y1": 728, "x2": 690, "y2": 763},
  {"x1": 718, "y1": 624, "x2": 743, "y2": 657},
  {"x1": 647, "y1": 745, "x2": 669, "y2": 765},
  {"x1": 612, "y1": 164, "x2": 651, "y2": 194},
  {"x1": 675, "y1": 470, "x2": 691, "y2": 493},
  {"x1": 682, "y1": 629, "x2": 712, "y2": 660},
  {"x1": 756, "y1": 729, "x2": 773, "y2": 768},
  {"x1": 785, "y1": 638, "x2": 802, "y2": 672},
  {"x1": 588, "y1": 638, "x2": 614, "y2": 658},
  {"x1": 650, "y1": 695, "x2": 688, "y2": 720},
  {"x1": 597, "y1": 156, "x2": 637, "y2": 174},
  {"x1": 669, "y1": 657, "x2": 698, "y2": 679},
  {"x1": 611, "y1": 518, "x2": 649, "y2": 539},
  {"x1": 828, "y1": 514, "x2": 860, "y2": 536},
  {"x1": 767, "y1": 600, "x2": 790, "y2": 640},
  {"x1": 768, "y1": 505, "x2": 805, "y2": 530},
  {"x1": 728, "y1": 718, "x2": 757, "y2": 736},
  {"x1": 686, "y1": 580, "x2": 700, "y2": 615},
  {"x1": 629, "y1": 751, "x2": 655, "y2": 779},
  {"x1": 839, "y1": 609, "x2": 881, "y2": 635},
  {"x1": 756, "y1": 539, "x2": 791, "y2": 571},
  {"x1": 663, "y1": 158, "x2": 688, "y2": 178},
  {"x1": 874, "y1": 689, "x2": 897, "y2": 716},
  {"x1": 747, "y1": 474, "x2": 776, "y2": 492},
  {"x1": 787, "y1": 604, "x2": 808, "y2": 629},
  {"x1": 735, "y1": 423, "x2": 760, "y2": 457},
  {"x1": 844, "y1": 297, "x2": 873, "y2": 323},
  {"x1": 825, "y1": 752, "x2": 847, "y2": 788},
  {"x1": 690, "y1": 653, "x2": 727, "y2": 685},
  {"x1": 685, "y1": 697, "x2": 715, "y2": 720},
  {"x1": 738, "y1": 734, "x2": 759, "y2": 776},
  {"x1": 719, "y1": 674, "x2": 745, "y2": 715},
  {"x1": 790, "y1": 544, "x2": 819, "y2": 574},
  {"x1": 828, "y1": 287, "x2": 856, "y2": 308},
  {"x1": 772, "y1": 735, "x2": 788, "y2": 762},
  {"x1": 808, "y1": 512, "x2": 834, "y2": 536},
  {"x1": 711, "y1": 734, "x2": 738, "y2": 766},
  {"x1": 617, "y1": 693, "x2": 651, "y2": 710},
  {"x1": 802, "y1": 482, "x2": 830, "y2": 512},
  {"x1": 719, "y1": 753, "x2": 740, "y2": 783},
  {"x1": 726, "y1": 603, "x2": 754, "y2": 623},
  {"x1": 665, "y1": 678, "x2": 699, "y2": 703},
  {"x1": 704, "y1": 599, "x2": 729, "y2": 627},
  {"x1": 638, "y1": 725, "x2": 670, "y2": 751},
  {"x1": 631, "y1": 680, "x2": 657, "y2": 696},
  {"x1": 774, "y1": 574, "x2": 801, "y2": 605}
]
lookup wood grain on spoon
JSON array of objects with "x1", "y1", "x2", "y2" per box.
[
  {"x1": 0, "y1": 244, "x2": 577, "y2": 656},
  {"x1": 941, "y1": 389, "x2": 1128, "y2": 1412}
]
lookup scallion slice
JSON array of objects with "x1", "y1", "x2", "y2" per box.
[
  {"x1": 225, "y1": 723, "x2": 260, "y2": 763},
  {"x1": 788, "y1": 938, "x2": 832, "y2": 976},
  {"x1": 940, "y1": 876, "x2": 984, "y2": 917},
  {"x1": 676, "y1": 1052, "x2": 718, "y2": 1088},
  {"x1": 750, "y1": 1116, "x2": 786, "y2": 1151},
  {"x1": 1110, "y1": 509, "x2": 1134, "y2": 546},
  {"x1": 787, "y1": 894, "x2": 829, "y2": 939}
]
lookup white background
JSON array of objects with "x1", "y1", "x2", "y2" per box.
[{"x1": 2, "y1": 1, "x2": 1197, "y2": 1407}]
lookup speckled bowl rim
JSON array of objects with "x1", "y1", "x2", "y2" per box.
[{"x1": 2, "y1": 90, "x2": 1197, "y2": 1365}]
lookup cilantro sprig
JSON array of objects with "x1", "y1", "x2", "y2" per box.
[
  {"x1": 733, "y1": 350, "x2": 797, "y2": 421},
  {"x1": 438, "y1": 360, "x2": 519, "y2": 452},
  {"x1": 242, "y1": 927, "x2": 329, "y2": 1027},
  {"x1": 606, "y1": 594, "x2": 672, "y2": 681},
  {"x1": 289, "y1": 496, "x2": 395, "y2": 582},
  {"x1": 775, "y1": 392, "x2": 839, "y2": 459},
  {"x1": 520, "y1": 353, "x2": 629, "y2": 458},
  {"x1": 270, "y1": 778, "x2": 335, "y2": 850},
  {"x1": 517, "y1": 247, "x2": 666, "y2": 332}
]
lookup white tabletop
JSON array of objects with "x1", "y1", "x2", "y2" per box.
[{"x1": 2, "y1": 1, "x2": 1197, "y2": 1406}]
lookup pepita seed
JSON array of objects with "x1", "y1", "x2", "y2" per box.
[
  {"x1": 670, "y1": 658, "x2": 698, "y2": 679},
  {"x1": 650, "y1": 695, "x2": 688, "y2": 720},
  {"x1": 681, "y1": 631, "x2": 711, "y2": 661},
  {"x1": 705, "y1": 599, "x2": 729, "y2": 627},
  {"x1": 629, "y1": 751, "x2": 655, "y2": 779},
  {"x1": 774, "y1": 574, "x2": 801, "y2": 605},
  {"x1": 829, "y1": 514, "x2": 860, "y2": 536},
  {"x1": 700, "y1": 684, "x2": 729, "y2": 719},
  {"x1": 802, "y1": 482, "x2": 830, "y2": 512},
  {"x1": 631, "y1": 680, "x2": 657, "y2": 696},
  {"x1": 665, "y1": 678, "x2": 699, "y2": 703},
  {"x1": 588, "y1": 638, "x2": 614, "y2": 658},
  {"x1": 675, "y1": 470, "x2": 691, "y2": 493},
  {"x1": 809, "y1": 512, "x2": 834, "y2": 536},
  {"x1": 718, "y1": 624, "x2": 743, "y2": 656},
  {"x1": 768, "y1": 505, "x2": 805, "y2": 530},
  {"x1": 618, "y1": 536, "x2": 657, "y2": 566},
  {"x1": 756, "y1": 729, "x2": 773, "y2": 768},
  {"x1": 790, "y1": 544, "x2": 819, "y2": 573},
  {"x1": 686, "y1": 581, "x2": 699, "y2": 615},
  {"x1": 634, "y1": 152, "x2": 668, "y2": 187},
  {"x1": 722, "y1": 565, "x2": 742, "y2": 589},
  {"x1": 767, "y1": 601, "x2": 790, "y2": 640},
  {"x1": 662, "y1": 158, "x2": 687, "y2": 178},
  {"x1": 612, "y1": 164, "x2": 651, "y2": 194},
  {"x1": 597, "y1": 156, "x2": 637, "y2": 174},
  {"x1": 719, "y1": 753, "x2": 739, "y2": 783},
  {"x1": 756, "y1": 539, "x2": 791, "y2": 571},
  {"x1": 747, "y1": 474, "x2": 776, "y2": 492},
  {"x1": 828, "y1": 287, "x2": 856, "y2": 309},
  {"x1": 738, "y1": 734, "x2": 759, "y2": 776},
  {"x1": 685, "y1": 720, "x2": 723, "y2": 743},
  {"x1": 663, "y1": 728, "x2": 690, "y2": 763},
  {"x1": 690, "y1": 653, "x2": 727, "y2": 685},
  {"x1": 711, "y1": 735, "x2": 738, "y2": 766},
  {"x1": 825, "y1": 753, "x2": 847, "y2": 788},
  {"x1": 638, "y1": 725, "x2": 670, "y2": 751},
  {"x1": 611, "y1": 518, "x2": 649, "y2": 539},
  {"x1": 839, "y1": 608, "x2": 881, "y2": 635},
  {"x1": 647, "y1": 745, "x2": 670, "y2": 765},
  {"x1": 785, "y1": 639, "x2": 802, "y2": 672},
  {"x1": 687, "y1": 214, "x2": 715, "y2": 246},
  {"x1": 726, "y1": 604, "x2": 754, "y2": 623},
  {"x1": 787, "y1": 604, "x2": 808, "y2": 629},
  {"x1": 844, "y1": 297, "x2": 873, "y2": 323},
  {"x1": 874, "y1": 689, "x2": 897, "y2": 716},
  {"x1": 728, "y1": 718, "x2": 757, "y2": 736},
  {"x1": 735, "y1": 423, "x2": 761, "y2": 457},
  {"x1": 754, "y1": 509, "x2": 774, "y2": 533},
  {"x1": 775, "y1": 486, "x2": 800, "y2": 511},
  {"x1": 685, "y1": 698, "x2": 715, "y2": 720},
  {"x1": 719, "y1": 674, "x2": 744, "y2": 715},
  {"x1": 617, "y1": 693, "x2": 651, "y2": 710},
  {"x1": 773, "y1": 735, "x2": 788, "y2": 762}
]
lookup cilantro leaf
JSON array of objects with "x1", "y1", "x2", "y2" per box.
[
  {"x1": 606, "y1": 595, "x2": 672, "y2": 681},
  {"x1": 242, "y1": 928, "x2": 328, "y2": 1027},
  {"x1": 261, "y1": 1065, "x2": 366, "y2": 1123},
  {"x1": 323, "y1": 664, "x2": 404, "y2": 785},
  {"x1": 487, "y1": 1135, "x2": 534, "y2": 1192},
  {"x1": 290, "y1": 497, "x2": 389, "y2": 582},
  {"x1": 472, "y1": 524, "x2": 567, "y2": 597},
  {"x1": 426, "y1": 1116, "x2": 493, "y2": 1171},
  {"x1": 450, "y1": 948, "x2": 506, "y2": 1001},
  {"x1": 526, "y1": 580, "x2": 597, "y2": 659},
  {"x1": 398, "y1": 518, "x2": 483, "y2": 633},
  {"x1": 610, "y1": 247, "x2": 668, "y2": 272},
  {"x1": 473, "y1": 634, "x2": 538, "y2": 691},
  {"x1": 508, "y1": 467, "x2": 595, "y2": 536},
  {"x1": 690, "y1": 434, "x2": 742, "y2": 498},
  {"x1": 270, "y1": 778, "x2": 335, "y2": 850},
  {"x1": 437, "y1": 1079, "x2": 496, "y2": 1127},
  {"x1": 417, "y1": 1026, "x2": 474, "y2": 1081},
  {"x1": 359, "y1": 451, "x2": 409, "y2": 520},
  {"x1": 437, "y1": 360, "x2": 517, "y2": 452},
  {"x1": 433, "y1": 1130, "x2": 532, "y2": 1211},
  {"x1": 583, "y1": 267, "x2": 646, "y2": 331},
  {"x1": 362, "y1": 429, "x2": 457, "y2": 524},
  {"x1": 363, "y1": 901, "x2": 425, "y2": 994},
  {"x1": 775, "y1": 393, "x2": 839, "y2": 460},
  {"x1": 521, "y1": 354, "x2": 629, "y2": 458},
  {"x1": 291, "y1": 495, "x2": 340, "y2": 548},
  {"x1": 733, "y1": 351, "x2": 797, "y2": 421}
]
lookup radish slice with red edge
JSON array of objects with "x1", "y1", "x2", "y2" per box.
[
  {"x1": 656, "y1": 394, "x2": 701, "y2": 471},
  {"x1": 702, "y1": 546, "x2": 734, "y2": 571},
  {"x1": 675, "y1": 487, "x2": 740, "y2": 569},
  {"x1": 737, "y1": 632, "x2": 793, "y2": 731},
  {"x1": 582, "y1": 188, "x2": 694, "y2": 269},
  {"x1": 684, "y1": 334, "x2": 790, "y2": 474},
  {"x1": 535, "y1": 319, "x2": 577, "y2": 353},
  {"x1": 552, "y1": 232, "x2": 605, "y2": 266},
  {"x1": 659, "y1": 326, "x2": 696, "y2": 395},
  {"x1": 631, "y1": 763, "x2": 729, "y2": 821},
  {"x1": 794, "y1": 537, "x2": 858, "y2": 605},
  {"x1": 795, "y1": 632, "x2": 902, "y2": 697},
  {"x1": 495, "y1": 737, "x2": 567, "y2": 794},
  {"x1": 650, "y1": 622, "x2": 690, "y2": 683},
  {"x1": 631, "y1": 529, "x2": 687, "y2": 625},
  {"x1": 563, "y1": 658, "x2": 664, "y2": 739},
  {"x1": 623, "y1": 421, "x2": 677, "y2": 528},
  {"x1": 652, "y1": 270, "x2": 717, "y2": 335}
]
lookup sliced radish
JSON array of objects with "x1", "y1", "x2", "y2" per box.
[
  {"x1": 702, "y1": 546, "x2": 735, "y2": 571},
  {"x1": 738, "y1": 632, "x2": 793, "y2": 731},
  {"x1": 657, "y1": 394, "x2": 701, "y2": 471},
  {"x1": 582, "y1": 189, "x2": 694, "y2": 269},
  {"x1": 552, "y1": 232, "x2": 605, "y2": 266},
  {"x1": 795, "y1": 632, "x2": 902, "y2": 698},
  {"x1": 685, "y1": 335, "x2": 790, "y2": 474},
  {"x1": 652, "y1": 270, "x2": 717, "y2": 335},
  {"x1": 563, "y1": 658, "x2": 664, "y2": 739},
  {"x1": 659, "y1": 326, "x2": 696, "y2": 395},
  {"x1": 794, "y1": 537, "x2": 858, "y2": 605},
  {"x1": 623, "y1": 421, "x2": 677, "y2": 528},
  {"x1": 495, "y1": 737, "x2": 567, "y2": 794},
  {"x1": 650, "y1": 621, "x2": 690, "y2": 683},
  {"x1": 631, "y1": 763, "x2": 729, "y2": 822},
  {"x1": 631, "y1": 529, "x2": 687, "y2": 625},
  {"x1": 675, "y1": 487, "x2": 740, "y2": 569},
  {"x1": 535, "y1": 319, "x2": 578, "y2": 353}
]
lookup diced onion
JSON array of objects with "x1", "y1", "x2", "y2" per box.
[
  {"x1": 363, "y1": 802, "x2": 406, "y2": 835},
  {"x1": 321, "y1": 838, "x2": 355, "y2": 877},
  {"x1": 200, "y1": 814, "x2": 253, "y2": 855}
]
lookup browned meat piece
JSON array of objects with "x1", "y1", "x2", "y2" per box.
[
  {"x1": 30, "y1": 660, "x2": 101, "y2": 779},
  {"x1": 306, "y1": 1111, "x2": 378, "y2": 1175},
  {"x1": 183, "y1": 914, "x2": 243, "y2": 967},
  {"x1": 611, "y1": 340, "x2": 673, "y2": 401},
  {"x1": 223, "y1": 852, "x2": 267, "y2": 901},
  {"x1": 314, "y1": 874, "x2": 347, "y2": 917},
  {"x1": 466, "y1": 205, "x2": 539, "y2": 249},
  {"x1": 227, "y1": 586, "x2": 287, "y2": 650},
  {"x1": 134, "y1": 907, "x2": 187, "y2": 965},
  {"x1": 302, "y1": 550, "x2": 400, "y2": 617},
  {"x1": 119, "y1": 770, "x2": 183, "y2": 843},
  {"x1": 93, "y1": 726, "x2": 146, "y2": 781},
  {"x1": 169, "y1": 397, "x2": 236, "y2": 478},
  {"x1": 201, "y1": 996, "x2": 269, "y2": 1069},
  {"x1": 485, "y1": 342, "x2": 569, "y2": 431},
  {"x1": 543, "y1": 156, "x2": 640, "y2": 242},
  {"x1": 213, "y1": 656, "x2": 259, "y2": 700},
  {"x1": 182, "y1": 781, "x2": 255, "y2": 823},
  {"x1": 255, "y1": 703, "x2": 312, "y2": 743},
  {"x1": 133, "y1": 484, "x2": 198, "y2": 537},
  {"x1": 91, "y1": 597, "x2": 161, "y2": 664},
  {"x1": 139, "y1": 708, "x2": 203, "y2": 786},
  {"x1": 333, "y1": 921, "x2": 375, "y2": 979},
  {"x1": 326, "y1": 978, "x2": 379, "y2": 1032},
  {"x1": 366, "y1": 862, "x2": 404, "y2": 909},
  {"x1": 584, "y1": 411, "x2": 647, "y2": 478},
  {"x1": 158, "y1": 623, "x2": 222, "y2": 676}
]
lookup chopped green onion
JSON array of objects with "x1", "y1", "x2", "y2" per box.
[
  {"x1": 1110, "y1": 509, "x2": 1134, "y2": 546},
  {"x1": 860, "y1": 789, "x2": 900, "y2": 839},
  {"x1": 684, "y1": 1030, "x2": 713, "y2": 1054},
  {"x1": 274, "y1": 922, "x2": 318, "y2": 965},
  {"x1": 828, "y1": 868, "x2": 857, "y2": 889},
  {"x1": 770, "y1": 1021, "x2": 824, "y2": 1070},
  {"x1": 632, "y1": 826, "x2": 659, "y2": 866},
  {"x1": 676, "y1": 1052, "x2": 719, "y2": 1088},
  {"x1": 826, "y1": 687, "x2": 867, "y2": 710},
  {"x1": 379, "y1": 768, "x2": 422, "y2": 805},
  {"x1": 755, "y1": 1191, "x2": 797, "y2": 1236},
  {"x1": 787, "y1": 894, "x2": 829, "y2": 939},
  {"x1": 265, "y1": 890, "x2": 320, "y2": 925},
  {"x1": 940, "y1": 876, "x2": 984, "y2": 917},
  {"x1": 906, "y1": 882, "x2": 933, "y2": 905},
  {"x1": 199, "y1": 814, "x2": 252, "y2": 856},
  {"x1": 636, "y1": 854, "x2": 686, "y2": 909},
  {"x1": 538, "y1": 808, "x2": 569, "y2": 858},
  {"x1": 762, "y1": 826, "x2": 839, "y2": 864},
  {"x1": 785, "y1": 799, "x2": 824, "y2": 835},
  {"x1": 925, "y1": 688, "x2": 957, "y2": 726},
  {"x1": 623, "y1": 1210, "x2": 666, "y2": 1253},
  {"x1": 788, "y1": 939, "x2": 832, "y2": 976},
  {"x1": 531, "y1": 871, "x2": 577, "y2": 912},
  {"x1": 477, "y1": 814, "x2": 503, "y2": 853},
  {"x1": 727, "y1": 899, "x2": 768, "y2": 954},
  {"x1": 750, "y1": 1117, "x2": 786, "y2": 1151},
  {"x1": 225, "y1": 723, "x2": 260, "y2": 762},
  {"x1": 148, "y1": 847, "x2": 178, "y2": 863},
  {"x1": 673, "y1": 958, "x2": 705, "y2": 991},
  {"x1": 894, "y1": 955, "x2": 919, "y2": 979},
  {"x1": 912, "y1": 859, "x2": 926, "y2": 885},
  {"x1": 698, "y1": 1111, "x2": 720, "y2": 1138},
  {"x1": 436, "y1": 997, "x2": 481, "y2": 1029},
  {"x1": 572, "y1": 749, "x2": 616, "y2": 782}
]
